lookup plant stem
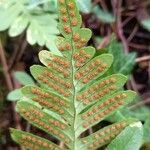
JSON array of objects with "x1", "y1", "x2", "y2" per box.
[
  {"x1": 0, "y1": 39, "x2": 23, "y2": 150},
  {"x1": 0, "y1": 40, "x2": 13, "y2": 91},
  {"x1": 113, "y1": 0, "x2": 129, "y2": 54}
]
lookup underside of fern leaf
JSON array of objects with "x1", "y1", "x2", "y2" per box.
[{"x1": 11, "y1": 0, "x2": 137, "y2": 149}]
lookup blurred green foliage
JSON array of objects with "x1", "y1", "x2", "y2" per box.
[
  {"x1": 7, "y1": 71, "x2": 35, "y2": 101},
  {"x1": 93, "y1": 6, "x2": 115, "y2": 23},
  {"x1": 0, "y1": 0, "x2": 59, "y2": 52},
  {"x1": 107, "y1": 36, "x2": 136, "y2": 75},
  {"x1": 107, "y1": 122, "x2": 143, "y2": 150},
  {"x1": 141, "y1": 19, "x2": 150, "y2": 31}
]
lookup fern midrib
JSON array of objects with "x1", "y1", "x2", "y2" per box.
[{"x1": 64, "y1": 1, "x2": 77, "y2": 150}]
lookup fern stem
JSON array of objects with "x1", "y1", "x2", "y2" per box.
[{"x1": 64, "y1": 0, "x2": 78, "y2": 149}]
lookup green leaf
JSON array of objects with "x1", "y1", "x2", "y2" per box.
[
  {"x1": 43, "y1": 0, "x2": 58, "y2": 12},
  {"x1": 106, "y1": 111, "x2": 126, "y2": 123},
  {"x1": 0, "y1": 3, "x2": 21, "y2": 31},
  {"x1": 45, "y1": 36, "x2": 61, "y2": 55},
  {"x1": 92, "y1": 6, "x2": 115, "y2": 23},
  {"x1": 78, "y1": 90, "x2": 136, "y2": 135},
  {"x1": 14, "y1": 71, "x2": 35, "y2": 85},
  {"x1": 80, "y1": 119, "x2": 137, "y2": 149},
  {"x1": 118, "y1": 53, "x2": 136, "y2": 75},
  {"x1": 143, "y1": 118, "x2": 150, "y2": 143},
  {"x1": 26, "y1": 23, "x2": 37, "y2": 45},
  {"x1": 9, "y1": 14, "x2": 29, "y2": 37},
  {"x1": 107, "y1": 122, "x2": 143, "y2": 150},
  {"x1": 121, "y1": 106, "x2": 150, "y2": 121},
  {"x1": 10, "y1": 128, "x2": 63, "y2": 150},
  {"x1": 7, "y1": 89, "x2": 23, "y2": 101},
  {"x1": 27, "y1": 0, "x2": 50, "y2": 9},
  {"x1": 16, "y1": 101, "x2": 72, "y2": 144},
  {"x1": 77, "y1": 0, "x2": 92, "y2": 13},
  {"x1": 21, "y1": 85, "x2": 71, "y2": 119},
  {"x1": 141, "y1": 19, "x2": 150, "y2": 31},
  {"x1": 27, "y1": 14, "x2": 59, "y2": 50},
  {"x1": 107, "y1": 35, "x2": 136, "y2": 75},
  {"x1": 0, "y1": 0, "x2": 59, "y2": 52}
]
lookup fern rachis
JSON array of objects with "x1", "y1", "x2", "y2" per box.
[{"x1": 11, "y1": 0, "x2": 137, "y2": 149}]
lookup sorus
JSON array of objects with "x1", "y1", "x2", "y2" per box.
[
  {"x1": 60, "y1": 8, "x2": 66, "y2": 14},
  {"x1": 62, "y1": 16, "x2": 68, "y2": 22},
  {"x1": 70, "y1": 11, "x2": 75, "y2": 17},
  {"x1": 59, "y1": 0, "x2": 64, "y2": 4},
  {"x1": 71, "y1": 19, "x2": 78, "y2": 26},
  {"x1": 68, "y1": 2, "x2": 74, "y2": 9},
  {"x1": 73, "y1": 33, "x2": 80, "y2": 42},
  {"x1": 63, "y1": 25, "x2": 71, "y2": 33}
]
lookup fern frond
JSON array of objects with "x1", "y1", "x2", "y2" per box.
[{"x1": 11, "y1": 0, "x2": 138, "y2": 149}]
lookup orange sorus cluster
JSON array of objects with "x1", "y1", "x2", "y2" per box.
[
  {"x1": 81, "y1": 86, "x2": 116, "y2": 105},
  {"x1": 21, "y1": 135, "x2": 60, "y2": 150},
  {"x1": 73, "y1": 32, "x2": 87, "y2": 49},
  {"x1": 81, "y1": 65, "x2": 108, "y2": 84},
  {"x1": 91, "y1": 85, "x2": 116, "y2": 101},
  {"x1": 31, "y1": 87, "x2": 69, "y2": 108},
  {"x1": 73, "y1": 33, "x2": 80, "y2": 42},
  {"x1": 76, "y1": 86, "x2": 116, "y2": 105},
  {"x1": 76, "y1": 77, "x2": 116, "y2": 102},
  {"x1": 86, "y1": 121, "x2": 127, "y2": 148},
  {"x1": 52, "y1": 57, "x2": 71, "y2": 68},
  {"x1": 58, "y1": 0, "x2": 88, "y2": 49},
  {"x1": 59, "y1": 0, "x2": 78, "y2": 32},
  {"x1": 32, "y1": 97, "x2": 65, "y2": 114},
  {"x1": 19, "y1": 139, "x2": 39, "y2": 150},
  {"x1": 31, "y1": 88, "x2": 50, "y2": 98},
  {"x1": 82, "y1": 93, "x2": 127, "y2": 128},
  {"x1": 20, "y1": 107, "x2": 44, "y2": 118},
  {"x1": 74, "y1": 38, "x2": 87, "y2": 49},
  {"x1": 21, "y1": 108, "x2": 69, "y2": 143},
  {"x1": 63, "y1": 25, "x2": 72, "y2": 34},
  {"x1": 42, "y1": 70, "x2": 72, "y2": 89},
  {"x1": 87, "y1": 77, "x2": 116, "y2": 93},
  {"x1": 58, "y1": 42, "x2": 72, "y2": 51},
  {"x1": 48, "y1": 61, "x2": 70, "y2": 78},
  {"x1": 73, "y1": 50, "x2": 91, "y2": 68},
  {"x1": 37, "y1": 75, "x2": 71, "y2": 97},
  {"x1": 75, "y1": 59, "x2": 107, "y2": 81},
  {"x1": 72, "y1": 33, "x2": 87, "y2": 49},
  {"x1": 49, "y1": 119, "x2": 67, "y2": 130}
]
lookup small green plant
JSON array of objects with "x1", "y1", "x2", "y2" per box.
[
  {"x1": 0, "y1": 0, "x2": 59, "y2": 51},
  {"x1": 11, "y1": 0, "x2": 139, "y2": 149}
]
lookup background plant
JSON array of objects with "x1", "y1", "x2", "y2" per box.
[{"x1": 0, "y1": 0, "x2": 99, "y2": 53}]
